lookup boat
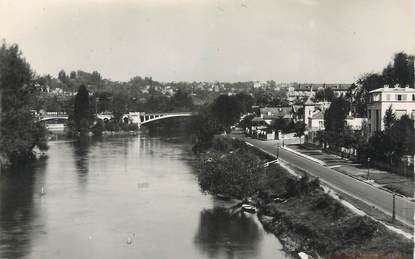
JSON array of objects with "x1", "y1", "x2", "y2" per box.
[{"x1": 241, "y1": 204, "x2": 257, "y2": 214}]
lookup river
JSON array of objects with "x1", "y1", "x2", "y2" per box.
[{"x1": 0, "y1": 134, "x2": 290, "y2": 259}]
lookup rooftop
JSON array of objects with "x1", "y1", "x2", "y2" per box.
[
  {"x1": 369, "y1": 85, "x2": 415, "y2": 94},
  {"x1": 311, "y1": 111, "x2": 324, "y2": 120}
]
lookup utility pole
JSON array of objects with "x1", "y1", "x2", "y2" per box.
[
  {"x1": 367, "y1": 157, "x2": 371, "y2": 180},
  {"x1": 392, "y1": 193, "x2": 396, "y2": 221},
  {"x1": 282, "y1": 134, "x2": 285, "y2": 147},
  {"x1": 276, "y1": 142, "x2": 280, "y2": 159}
]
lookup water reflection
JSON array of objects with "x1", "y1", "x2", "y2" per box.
[
  {"x1": 72, "y1": 135, "x2": 92, "y2": 189},
  {"x1": 0, "y1": 164, "x2": 46, "y2": 258},
  {"x1": 0, "y1": 135, "x2": 288, "y2": 259},
  {"x1": 194, "y1": 207, "x2": 262, "y2": 259}
]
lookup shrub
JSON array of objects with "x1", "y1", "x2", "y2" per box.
[
  {"x1": 285, "y1": 175, "x2": 320, "y2": 197},
  {"x1": 198, "y1": 150, "x2": 265, "y2": 199}
]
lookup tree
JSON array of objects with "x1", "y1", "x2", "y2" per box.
[
  {"x1": 234, "y1": 92, "x2": 254, "y2": 114},
  {"x1": 273, "y1": 117, "x2": 289, "y2": 132},
  {"x1": 352, "y1": 52, "x2": 414, "y2": 117},
  {"x1": 388, "y1": 115, "x2": 414, "y2": 157},
  {"x1": 294, "y1": 121, "x2": 306, "y2": 144},
  {"x1": 69, "y1": 71, "x2": 77, "y2": 79},
  {"x1": 382, "y1": 52, "x2": 414, "y2": 87},
  {"x1": 170, "y1": 88, "x2": 193, "y2": 111},
  {"x1": 314, "y1": 88, "x2": 335, "y2": 102},
  {"x1": 58, "y1": 69, "x2": 68, "y2": 83},
  {"x1": 383, "y1": 105, "x2": 396, "y2": 130},
  {"x1": 189, "y1": 108, "x2": 223, "y2": 152},
  {"x1": 324, "y1": 96, "x2": 349, "y2": 133},
  {"x1": 239, "y1": 114, "x2": 255, "y2": 130},
  {"x1": 197, "y1": 149, "x2": 265, "y2": 199},
  {"x1": 211, "y1": 95, "x2": 242, "y2": 131},
  {"x1": 73, "y1": 84, "x2": 90, "y2": 131},
  {"x1": 354, "y1": 73, "x2": 385, "y2": 116},
  {"x1": 0, "y1": 41, "x2": 48, "y2": 166},
  {"x1": 91, "y1": 71, "x2": 102, "y2": 84}
]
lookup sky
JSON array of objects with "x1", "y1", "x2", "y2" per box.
[{"x1": 0, "y1": 0, "x2": 414, "y2": 83}]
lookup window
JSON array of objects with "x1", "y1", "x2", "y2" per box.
[
  {"x1": 413, "y1": 94, "x2": 415, "y2": 101},
  {"x1": 368, "y1": 109, "x2": 371, "y2": 119},
  {"x1": 396, "y1": 94, "x2": 402, "y2": 101}
]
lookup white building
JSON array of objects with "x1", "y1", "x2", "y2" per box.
[
  {"x1": 367, "y1": 85, "x2": 415, "y2": 133},
  {"x1": 308, "y1": 111, "x2": 325, "y2": 131}
]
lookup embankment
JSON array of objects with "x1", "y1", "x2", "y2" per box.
[{"x1": 196, "y1": 136, "x2": 413, "y2": 258}]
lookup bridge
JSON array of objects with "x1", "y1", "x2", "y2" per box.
[
  {"x1": 37, "y1": 112, "x2": 194, "y2": 129},
  {"x1": 122, "y1": 112, "x2": 194, "y2": 128},
  {"x1": 38, "y1": 112, "x2": 69, "y2": 122}
]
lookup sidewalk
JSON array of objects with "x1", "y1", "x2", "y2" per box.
[{"x1": 285, "y1": 144, "x2": 414, "y2": 198}]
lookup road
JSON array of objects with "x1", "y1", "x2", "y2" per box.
[{"x1": 243, "y1": 137, "x2": 414, "y2": 228}]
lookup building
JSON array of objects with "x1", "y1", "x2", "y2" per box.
[
  {"x1": 287, "y1": 83, "x2": 351, "y2": 103},
  {"x1": 303, "y1": 96, "x2": 331, "y2": 127},
  {"x1": 367, "y1": 85, "x2": 415, "y2": 133},
  {"x1": 308, "y1": 111, "x2": 325, "y2": 131},
  {"x1": 259, "y1": 107, "x2": 292, "y2": 125}
]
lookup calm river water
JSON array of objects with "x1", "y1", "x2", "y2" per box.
[{"x1": 0, "y1": 134, "x2": 289, "y2": 259}]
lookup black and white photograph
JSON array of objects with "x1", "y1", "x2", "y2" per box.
[{"x1": 0, "y1": 0, "x2": 414, "y2": 258}]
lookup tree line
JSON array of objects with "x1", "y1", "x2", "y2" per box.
[{"x1": 0, "y1": 42, "x2": 48, "y2": 167}]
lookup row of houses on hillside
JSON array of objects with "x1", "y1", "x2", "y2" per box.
[{"x1": 287, "y1": 83, "x2": 350, "y2": 103}]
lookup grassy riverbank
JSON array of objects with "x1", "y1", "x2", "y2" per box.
[{"x1": 196, "y1": 136, "x2": 413, "y2": 258}]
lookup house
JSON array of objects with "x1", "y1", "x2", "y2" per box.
[
  {"x1": 249, "y1": 117, "x2": 275, "y2": 140},
  {"x1": 367, "y1": 85, "x2": 415, "y2": 133},
  {"x1": 259, "y1": 107, "x2": 292, "y2": 125},
  {"x1": 308, "y1": 111, "x2": 325, "y2": 131}
]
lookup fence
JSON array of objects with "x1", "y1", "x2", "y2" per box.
[{"x1": 305, "y1": 131, "x2": 414, "y2": 177}]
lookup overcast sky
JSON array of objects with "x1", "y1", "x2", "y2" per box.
[{"x1": 1, "y1": 0, "x2": 414, "y2": 83}]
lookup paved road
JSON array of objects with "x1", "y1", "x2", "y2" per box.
[{"x1": 243, "y1": 137, "x2": 414, "y2": 228}]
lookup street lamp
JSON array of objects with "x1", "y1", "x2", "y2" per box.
[{"x1": 367, "y1": 157, "x2": 371, "y2": 180}]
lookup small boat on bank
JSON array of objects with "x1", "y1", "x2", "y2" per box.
[{"x1": 241, "y1": 204, "x2": 257, "y2": 214}]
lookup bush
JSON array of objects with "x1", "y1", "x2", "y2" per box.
[
  {"x1": 105, "y1": 119, "x2": 120, "y2": 131},
  {"x1": 198, "y1": 150, "x2": 265, "y2": 199},
  {"x1": 211, "y1": 136, "x2": 245, "y2": 152},
  {"x1": 311, "y1": 193, "x2": 347, "y2": 220},
  {"x1": 285, "y1": 175, "x2": 320, "y2": 197}
]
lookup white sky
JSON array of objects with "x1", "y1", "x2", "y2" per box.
[{"x1": 0, "y1": 0, "x2": 414, "y2": 83}]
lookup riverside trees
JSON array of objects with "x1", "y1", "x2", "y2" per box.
[
  {"x1": 0, "y1": 42, "x2": 48, "y2": 167},
  {"x1": 190, "y1": 94, "x2": 247, "y2": 152}
]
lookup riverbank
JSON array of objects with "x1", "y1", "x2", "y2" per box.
[{"x1": 195, "y1": 136, "x2": 413, "y2": 258}]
